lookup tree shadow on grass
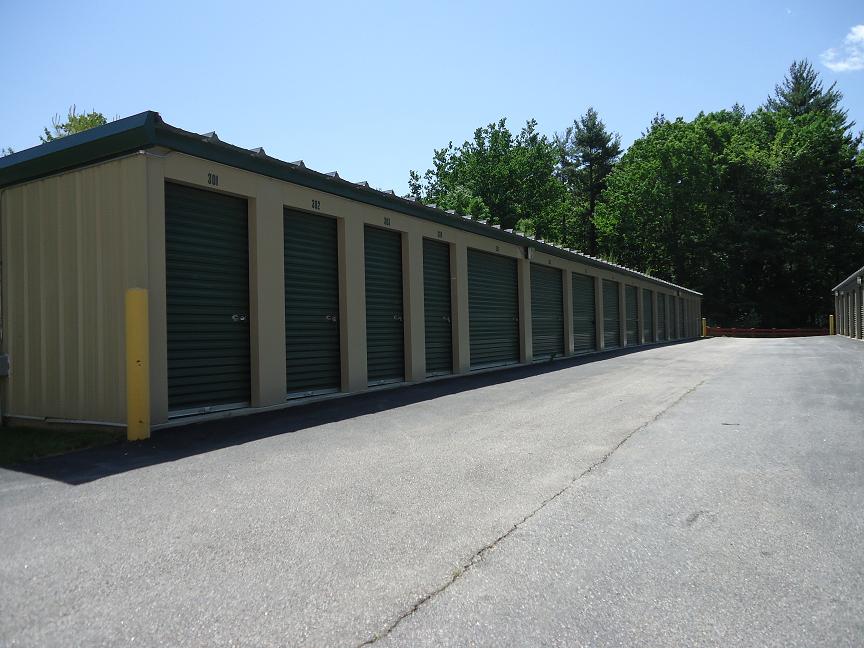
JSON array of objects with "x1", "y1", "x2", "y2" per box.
[{"x1": 2, "y1": 340, "x2": 697, "y2": 485}]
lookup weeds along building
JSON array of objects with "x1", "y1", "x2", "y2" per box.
[
  {"x1": 833, "y1": 265, "x2": 864, "y2": 340},
  {"x1": 0, "y1": 112, "x2": 702, "y2": 433}
]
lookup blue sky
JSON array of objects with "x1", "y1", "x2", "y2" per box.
[{"x1": 2, "y1": 1, "x2": 862, "y2": 193}]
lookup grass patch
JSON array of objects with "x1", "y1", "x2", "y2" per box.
[{"x1": 0, "y1": 425, "x2": 124, "y2": 465}]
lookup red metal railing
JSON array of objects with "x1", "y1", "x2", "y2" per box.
[{"x1": 706, "y1": 327, "x2": 829, "y2": 338}]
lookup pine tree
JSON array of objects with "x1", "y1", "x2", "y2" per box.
[
  {"x1": 765, "y1": 60, "x2": 846, "y2": 119},
  {"x1": 556, "y1": 108, "x2": 622, "y2": 253}
]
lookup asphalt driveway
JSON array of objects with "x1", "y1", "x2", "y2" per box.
[{"x1": 1, "y1": 337, "x2": 861, "y2": 646}]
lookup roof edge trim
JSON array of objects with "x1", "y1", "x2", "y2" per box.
[
  {"x1": 831, "y1": 264, "x2": 864, "y2": 292},
  {"x1": 0, "y1": 111, "x2": 703, "y2": 297},
  {"x1": 0, "y1": 112, "x2": 159, "y2": 187}
]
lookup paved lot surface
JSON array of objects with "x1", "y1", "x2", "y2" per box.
[{"x1": 1, "y1": 337, "x2": 861, "y2": 647}]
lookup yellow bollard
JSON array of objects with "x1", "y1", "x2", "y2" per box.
[
  {"x1": 125, "y1": 288, "x2": 151, "y2": 441},
  {"x1": 701, "y1": 317, "x2": 708, "y2": 338},
  {"x1": 829, "y1": 314, "x2": 835, "y2": 336}
]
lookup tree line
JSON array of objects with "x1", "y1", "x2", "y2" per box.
[
  {"x1": 409, "y1": 61, "x2": 864, "y2": 327},
  {"x1": 5, "y1": 66, "x2": 863, "y2": 327}
]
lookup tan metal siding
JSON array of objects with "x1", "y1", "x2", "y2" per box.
[{"x1": 1, "y1": 156, "x2": 148, "y2": 423}]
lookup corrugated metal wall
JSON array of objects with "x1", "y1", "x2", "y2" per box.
[{"x1": 0, "y1": 156, "x2": 148, "y2": 423}]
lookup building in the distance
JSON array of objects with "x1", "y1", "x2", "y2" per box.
[{"x1": 833, "y1": 266, "x2": 864, "y2": 340}]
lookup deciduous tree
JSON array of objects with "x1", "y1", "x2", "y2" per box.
[
  {"x1": 40, "y1": 105, "x2": 108, "y2": 143},
  {"x1": 409, "y1": 119, "x2": 571, "y2": 241}
]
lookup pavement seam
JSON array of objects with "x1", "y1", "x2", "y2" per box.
[{"x1": 357, "y1": 377, "x2": 709, "y2": 646}]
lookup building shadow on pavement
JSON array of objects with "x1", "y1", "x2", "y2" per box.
[{"x1": 2, "y1": 341, "x2": 696, "y2": 485}]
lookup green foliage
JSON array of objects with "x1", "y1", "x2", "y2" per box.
[
  {"x1": 409, "y1": 119, "x2": 571, "y2": 241},
  {"x1": 411, "y1": 59, "x2": 862, "y2": 327},
  {"x1": 556, "y1": 108, "x2": 622, "y2": 252},
  {"x1": 765, "y1": 60, "x2": 845, "y2": 119},
  {"x1": 40, "y1": 105, "x2": 108, "y2": 143},
  {"x1": 597, "y1": 62, "x2": 864, "y2": 327}
]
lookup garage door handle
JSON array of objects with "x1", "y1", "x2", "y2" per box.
[
  {"x1": 231, "y1": 313, "x2": 248, "y2": 323},
  {"x1": 393, "y1": 314, "x2": 403, "y2": 322},
  {"x1": 325, "y1": 314, "x2": 338, "y2": 322},
  {"x1": 443, "y1": 315, "x2": 451, "y2": 324}
]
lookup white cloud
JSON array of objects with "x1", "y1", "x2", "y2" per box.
[{"x1": 820, "y1": 24, "x2": 864, "y2": 72}]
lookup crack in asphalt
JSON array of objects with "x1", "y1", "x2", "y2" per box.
[{"x1": 357, "y1": 377, "x2": 709, "y2": 646}]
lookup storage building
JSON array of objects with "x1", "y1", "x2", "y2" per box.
[
  {"x1": 0, "y1": 112, "x2": 703, "y2": 436},
  {"x1": 833, "y1": 265, "x2": 864, "y2": 340}
]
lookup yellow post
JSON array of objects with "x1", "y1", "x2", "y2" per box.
[
  {"x1": 701, "y1": 317, "x2": 708, "y2": 338},
  {"x1": 829, "y1": 314, "x2": 835, "y2": 335},
  {"x1": 125, "y1": 288, "x2": 150, "y2": 441}
]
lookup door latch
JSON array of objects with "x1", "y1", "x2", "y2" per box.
[{"x1": 232, "y1": 313, "x2": 248, "y2": 323}]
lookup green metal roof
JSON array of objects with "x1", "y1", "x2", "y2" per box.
[
  {"x1": 0, "y1": 112, "x2": 157, "y2": 188},
  {"x1": 0, "y1": 111, "x2": 702, "y2": 297},
  {"x1": 831, "y1": 265, "x2": 864, "y2": 293}
]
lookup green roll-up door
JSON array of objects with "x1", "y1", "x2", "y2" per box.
[
  {"x1": 468, "y1": 249, "x2": 519, "y2": 369},
  {"x1": 423, "y1": 238, "x2": 452, "y2": 376},
  {"x1": 678, "y1": 298, "x2": 685, "y2": 339},
  {"x1": 669, "y1": 296, "x2": 676, "y2": 339},
  {"x1": 668, "y1": 295, "x2": 674, "y2": 338},
  {"x1": 365, "y1": 226, "x2": 404, "y2": 385},
  {"x1": 572, "y1": 273, "x2": 596, "y2": 353},
  {"x1": 642, "y1": 289, "x2": 654, "y2": 343},
  {"x1": 657, "y1": 293, "x2": 667, "y2": 340},
  {"x1": 669, "y1": 296, "x2": 681, "y2": 340},
  {"x1": 602, "y1": 279, "x2": 621, "y2": 350},
  {"x1": 531, "y1": 264, "x2": 564, "y2": 360},
  {"x1": 670, "y1": 296, "x2": 677, "y2": 339},
  {"x1": 165, "y1": 182, "x2": 250, "y2": 414},
  {"x1": 673, "y1": 297, "x2": 678, "y2": 337},
  {"x1": 284, "y1": 209, "x2": 340, "y2": 397},
  {"x1": 682, "y1": 300, "x2": 688, "y2": 338},
  {"x1": 625, "y1": 285, "x2": 638, "y2": 346}
]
